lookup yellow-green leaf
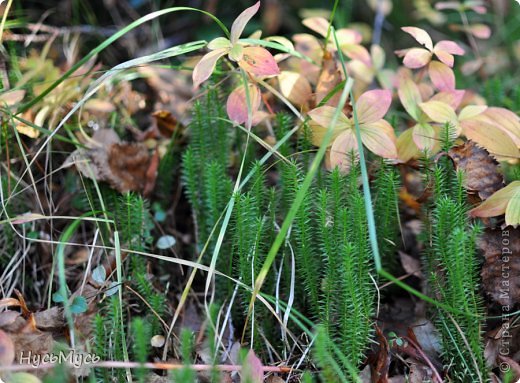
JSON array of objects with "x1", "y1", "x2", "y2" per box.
[
  {"x1": 461, "y1": 120, "x2": 520, "y2": 160},
  {"x1": 470, "y1": 181, "x2": 520, "y2": 219},
  {"x1": 412, "y1": 123, "x2": 436, "y2": 151},
  {"x1": 505, "y1": 187, "x2": 520, "y2": 227},
  {"x1": 419, "y1": 100, "x2": 458, "y2": 124},
  {"x1": 398, "y1": 78, "x2": 423, "y2": 121}
]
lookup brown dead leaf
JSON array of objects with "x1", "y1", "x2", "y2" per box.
[
  {"x1": 265, "y1": 376, "x2": 285, "y2": 383},
  {"x1": 410, "y1": 319, "x2": 441, "y2": 359},
  {"x1": 371, "y1": 326, "x2": 390, "y2": 383},
  {"x1": 485, "y1": 321, "x2": 520, "y2": 369},
  {"x1": 398, "y1": 251, "x2": 423, "y2": 278},
  {"x1": 406, "y1": 358, "x2": 435, "y2": 383},
  {"x1": 478, "y1": 228, "x2": 520, "y2": 306},
  {"x1": 33, "y1": 307, "x2": 64, "y2": 332},
  {"x1": 0, "y1": 329, "x2": 15, "y2": 366},
  {"x1": 138, "y1": 66, "x2": 193, "y2": 126},
  {"x1": 11, "y1": 331, "x2": 54, "y2": 364},
  {"x1": 315, "y1": 51, "x2": 342, "y2": 107},
  {"x1": 66, "y1": 248, "x2": 89, "y2": 265},
  {"x1": 449, "y1": 140, "x2": 504, "y2": 200},
  {"x1": 68, "y1": 140, "x2": 151, "y2": 194},
  {"x1": 153, "y1": 110, "x2": 178, "y2": 138},
  {"x1": 0, "y1": 311, "x2": 21, "y2": 328},
  {"x1": 144, "y1": 149, "x2": 160, "y2": 197}
]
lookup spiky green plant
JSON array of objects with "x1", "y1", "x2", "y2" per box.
[
  {"x1": 423, "y1": 125, "x2": 488, "y2": 381},
  {"x1": 373, "y1": 161, "x2": 401, "y2": 270},
  {"x1": 132, "y1": 317, "x2": 151, "y2": 383}
]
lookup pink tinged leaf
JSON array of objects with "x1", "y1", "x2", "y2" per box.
[
  {"x1": 252, "y1": 110, "x2": 270, "y2": 125},
  {"x1": 468, "y1": 24, "x2": 491, "y2": 39},
  {"x1": 433, "y1": 50, "x2": 454, "y2": 67},
  {"x1": 428, "y1": 61, "x2": 455, "y2": 91},
  {"x1": 419, "y1": 100, "x2": 458, "y2": 124},
  {"x1": 355, "y1": 89, "x2": 392, "y2": 124},
  {"x1": 430, "y1": 89, "x2": 465, "y2": 110},
  {"x1": 434, "y1": 40, "x2": 465, "y2": 55},
  {"x1": 469, "y1": 181, "x2": 520, "y2": 219},
  {"x1": 340, "y1": 44, "x2": 371, "y2": 66},
  {"x1": 394, "y1": 48, "x2": 411, "y2": 58},
  {"x1": 243, "y1": 349, "x2": 264, "y2": 383},
  {"x1": 458, "y1": 105, "x2": 487, "y2": 120},
  {"x1": 226, "y1": 84, "x2": 261, "y2": 125},
  {"x1": 397, "y1": 128, "x2": 421, "y2": 162},
  {"x1": 418, "y1": 83, "x2": 434, "y2": 102},
  {"x1": 461, "y1": 59, "x2": 483, "y2": 75},
  {"x1": 403, "y1": 48, "x2": 432, "y2": 69},
  {"x1": 278, "y1": 71, "x2": 312, "y2": 106},
  {"x1": 230, "y1": 1, "x2": 261, "y2": 44},
  {"x1": 505, "y1": 187, "x2": 520, "y2": 227},
  {"x1": 412, "y1": 123, "x2": 436, "y2": 151},
  {"x1": 302, "y1": 17, "x2": 330, "y2": 38},
  {"x1": 398, "y1": 78, "x2": 423, "y2": 120},
  {"x1": 435, "y1": 1, "x2": 460, "y2": 10},
  {"x1": 330, "y1": 130, "x2": 359, "y2": 173},
  {"x1": 192, "y1": 48, "x2": 228, "y2": 89},
  {"x1": 293, "y1": 33, "x2": 323, "y2": 63},
  {"x1": 471, "y1": 5, "x2": 487, "y2": 14},
  {"x1": 336, "y1": 28, "x2": 363, "y2": 44},
  {"x1": 402, "y1": 27, "x2": 434, "y2": 51},
  {"x1": 394, "y1": 48, "x2": 413, "y2": 57},
  {"x1": 239, "y1": 46, "x2": 280, "y2": 77},
  {"x1": 308, "y1": 106, "x2": 351, "y2": 132},
  {"x1": 360, "y1": 119, "x2": 398, "y2": 159},
  {"x1": 461, "y1": 121, "x2": 520, "y2": 160}
]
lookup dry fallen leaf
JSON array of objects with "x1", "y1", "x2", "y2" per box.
[
  {"x1": 449, "y1": 141, "x2": 504, "y2": 200},
  {"x1": 478, "y1": 228, "x2": 520, "y2": 306},
  {"x1": 152, "y1": 110, "x2": 178, "y2": 138},
  {"x1": 0, "y1": 329, "x2": 15, "y2": 366},
  {"x1": 315, "y1": 51, "x2": 343, "y2": 107},
  {"x1": 399, "y1": 251, "x2": 423, "y2": 278},
  {"x1": 66, "y1": 129, "x2": 153, "y2": 194}
]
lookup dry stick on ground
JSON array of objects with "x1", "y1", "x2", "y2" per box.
[{"x1": 1, "y1": 361, "x2": 294, "y2": 374}]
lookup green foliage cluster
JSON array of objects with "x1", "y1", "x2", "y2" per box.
[
  {"x1": 422, "y1": 126, "x2": 488, "y2": 381},
  {"x1": 181, "y1": 91, "x2": 403, "y2": 380}
]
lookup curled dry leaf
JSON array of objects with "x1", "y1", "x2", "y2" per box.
[
  {"x1": 315, "y1": 51, "x2": 343, "y2": 107},
  {"x1": 152, "y1": 110, "x2": 178, "y2": 138},
  {"x1": 478, "y1": 228, "x2": 520, "y2": 307},
  {"x1": 66, "y1": 130, "x2": 152, "y2": 194},
  {"x1": 448, "y1": 141, "x2": 504, "y2": 200}
]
